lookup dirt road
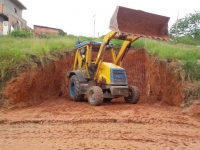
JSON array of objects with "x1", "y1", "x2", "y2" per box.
[{"x1": 0, "y1": 97, "x2": 200, "y2": 150}]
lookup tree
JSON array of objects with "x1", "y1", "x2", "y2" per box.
[
  {"x1": 58, "y1": 30, "x2": 66, "y2": 36},
  {"x1": 170, "y1": 11, "x2": 200, "y2": 40}
]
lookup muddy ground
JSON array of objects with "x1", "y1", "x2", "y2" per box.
[{"x1": 0, "y1": 96, "x2": 200, "y2": 150}]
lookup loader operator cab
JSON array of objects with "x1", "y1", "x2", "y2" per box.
[
  {"x1": 75, "y1": 41, "x2": 98, "y2": 72},
  {"x1": 80, "y1": 47, "x2": 86, "y2": 67},
  {"x1": 75, "y1": 41, "x2": 114, "y2": 76},
  {"x1": 76, "y1": 39, "x2": 86, "y2": 65},
  {"x1": 81, "y1": 47, "x2": 86, "y2": 55}
]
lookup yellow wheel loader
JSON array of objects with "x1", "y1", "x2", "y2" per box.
[{"x1": 67, "y1": 6, "x2": 170, "y2": 106}]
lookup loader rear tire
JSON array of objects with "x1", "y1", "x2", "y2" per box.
[
  {"x1": 124, "y1": 86, "x2": 140, "y2": 104},
  {"x1": 68, "y1": 75, "x2": 84, "y2": 102},
  {"x1": 87, "y1": 86, "x2": 103, "y2": 106}
]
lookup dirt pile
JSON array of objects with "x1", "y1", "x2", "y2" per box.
[{"x1": 1, "y1": 49, "x2": 190, "y2": 107}]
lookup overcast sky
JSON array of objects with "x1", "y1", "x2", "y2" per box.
[{"x1": 19, "y1": 0, "x2": 199, "y2": 37}]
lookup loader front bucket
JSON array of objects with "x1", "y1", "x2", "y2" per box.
[{"x1": 109, "y1": 6, "x2": 170, "y2": 40}]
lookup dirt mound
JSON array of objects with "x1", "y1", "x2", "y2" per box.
[
  {"x1": 1, "y1": 49, "x2": 188, "y2": 107},
  {"x1": 182, "y1": 100, "x2": 200, "y2": 119}
]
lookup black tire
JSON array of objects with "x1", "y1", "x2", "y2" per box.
[
  {"x1": 103, "y1": 98, "x2": 112, "y2": 103},
  {"x1": 68, "y1": 75, "x2": 84, "y2": 102},
  {"x1": 124, "y1": 86, "x2": 140, "y2": 104},
  {"x1": 87, "y1": 86, "x2": 103, "y2": 106}
]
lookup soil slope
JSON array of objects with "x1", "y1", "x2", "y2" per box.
[{"x1": 3, "y1": 49, "x2": 185, "y2": 107}]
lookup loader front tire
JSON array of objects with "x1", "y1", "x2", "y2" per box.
[
  {"x1": 87, "y1": 86, "x2": 103, "y2": 106},
  {"x1": 124, "y1": 86, "x2": 140, "y2": 104},
  {"x1": 68, "y1": 75, "x2": 84, "y2": 102}
]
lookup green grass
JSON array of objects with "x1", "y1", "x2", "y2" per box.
[
  {"x1": 0, "y1": 35, "x2": 75, "y2": 78},
  {"x1": 132, "y1": 38, "x2": 200, "y2": 81},
  {"x1": 110, "y1": 37, "x2": 200, "y2": 60},
  {"x1": 135, "y1": 39, "x2": 200, "y2": 60},
  {"x1": 175, "y1": 36, "x2": 200, "y2": 46},
  {"x1": 110, "y1": 37, "x2": 200, "y2": 81},
  {"x1": 0, "y1": 34, "x2": 200, "y2": 82}
]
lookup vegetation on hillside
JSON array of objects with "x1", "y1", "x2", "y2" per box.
[
  {"x1": 0, "y1": 19, "x2": 200, "y2": 84},
  {"x1": 131, "y1": 39, "x2": 200, "y2": 81},
  {"x1": 170, "y1": 11, "x2": 200, "y2": 45},
  {"x1": 10, "y1": 28, "x2": 33, "y2": 38},
  {"x1": 169, "y1": 10, "x2": 200, "y2": 81}
]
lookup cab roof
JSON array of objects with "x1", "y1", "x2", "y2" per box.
[{"x1": 75, "y1": 41, "x2": 114, "y2": 51}]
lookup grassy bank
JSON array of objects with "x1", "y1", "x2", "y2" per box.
[
  {"x1": 111, "y1": 38, "x2": 200, "y2": 81},
  {"x1": 140, "y1": 39, "x2": 200, "y2": 81},
  {"x1": 0, "y1": 35, "x2": 200, "y2": 82},
  {"x1": 0, "y1": 35, "x2": 76, "y2": 79},
  {"x1": 131, "y1": 39, "x2": 200, "y2": 60}
]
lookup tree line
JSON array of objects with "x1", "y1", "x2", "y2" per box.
[{"x1": 170, "y1": 11, "x2": 200, "y2": 42}]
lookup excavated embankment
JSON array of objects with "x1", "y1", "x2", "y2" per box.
[{"x1": 1, "y1": 49, "x2": 186, "y2": 107}]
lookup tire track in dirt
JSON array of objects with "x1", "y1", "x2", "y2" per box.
[{"x1": 0, "y1": 96, "x2": 200, "y2": 150}]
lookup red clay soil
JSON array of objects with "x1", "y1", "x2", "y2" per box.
[
  {"x1": 3, "y1": 48, "x2": 184, "y2": 107},
  {"x1": 144, "y1": 53, "x2": 184, "y2": 106},
  {"x1": 1, "y1": 49, "x2": 200, "y2": 149},
  {"x1": 0, "y1": 97, "x2": 200, "y2": 150},
  {"x1": 3, "y1": 54, "x2": 73, "y2": 106}
]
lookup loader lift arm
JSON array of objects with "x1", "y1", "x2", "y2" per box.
[
  {"x1": 93, "y1": 31, "x2": 140, "y2": 80},
  {"x1": 93, "y1": 6, "x2": 170, "y2": 80}
]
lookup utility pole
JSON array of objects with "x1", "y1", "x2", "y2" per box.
[
  {"x1": 175, "y1": 10, "x2": 179, "y2": 43},
  {"x1": 93, "y1": 14, "x2": 96, "y2": 38}
]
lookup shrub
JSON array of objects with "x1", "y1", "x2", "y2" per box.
[
  {"x1": 58, "y1": 30, "x2": 66, "y2": 36},
  {"x1": 176, "y1": 35, "x2": 200, "y2": 46},
  {"x1": 39, "y1": 34, "x2": 50, "y2": 39},
  {"x1": 184, "y1": 59, "x2": 200, "y2": 81},
  {"x1": 10, "y1": 28, "x2": 33, "y2": 38},
  {"x1": 170, "y1": 35, "x2": 200, "y2": 46}
]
